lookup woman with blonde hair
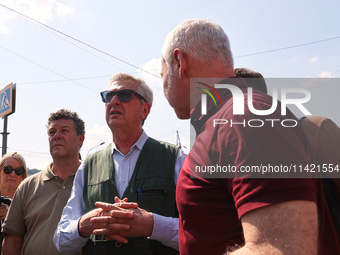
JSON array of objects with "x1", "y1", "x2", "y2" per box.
[
  {"x1": 0, "y1": 151, "x2": 27, "y2": 251},
  {"x1": 0, "y1": 151, "x2": 27, "y2": 199}
]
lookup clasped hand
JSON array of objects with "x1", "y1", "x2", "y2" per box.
[{"x1": 79, "y1": 197, "x2": 154, "y2": 244}]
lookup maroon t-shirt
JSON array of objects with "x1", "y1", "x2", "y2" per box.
[{"x1": 177, "y1": 78, "x2": 340, "y2": 254}]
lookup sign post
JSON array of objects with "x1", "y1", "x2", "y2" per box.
[{"x1": 0, "y1": 83, "x2": 16, "y2": 156}]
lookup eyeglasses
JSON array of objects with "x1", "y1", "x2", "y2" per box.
[
  {"x1": 3, "y1": 165, "x2": 25, "y2": 176},
  {"x1": 100, "y1": 89, "x2": 147, "y2": 103}
]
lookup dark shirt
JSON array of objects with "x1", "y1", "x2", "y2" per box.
[{"x1": 177, "y1": 77, "x2": 340, "y2": 254}]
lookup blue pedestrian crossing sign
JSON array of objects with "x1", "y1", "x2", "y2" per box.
[{"x1": 0, "y1": 83, "x2": 16, "y2": 118}]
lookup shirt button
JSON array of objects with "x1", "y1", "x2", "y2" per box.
[
  {"x1": 122, "y1": 179, "x2": 126, "y2": 183},
  {"x1": 62, "y1": 186, "x2": 66, "y2": 189},
  {"x1": 124, "y1": 157, "x2": 127, "y2": 161}
]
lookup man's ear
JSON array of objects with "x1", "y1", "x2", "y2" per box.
[
  {"x1": 173, "y1": 49, "x2": 187, "y2": 79},
  {"x1": 141, "y1": 102, "x2": 151, "y2": 120},
  {"x1": 77, "y1": 134, "x2": 85, "y2": 149}
]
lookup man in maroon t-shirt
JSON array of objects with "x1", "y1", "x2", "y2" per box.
[{"x1": 160, "y1": 19, "x2": 340, "y2": 255}]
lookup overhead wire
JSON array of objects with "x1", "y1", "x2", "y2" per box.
[
  {"x1": 7, "y1": 147, "x2": 51, "y2": 163},
  {"x1": 1, "y1": 2, "x2": 339, "y2": 160},
  {"x1": 6, "y1": 13, "x2": 129, "y2": 73},
  {"x1": 234, "y1": 36, "x2": 340, "y2": 58},
  {"x1": 330, "y1": 69, "x2": 340, "y2": 77},
  {"x1": 0, "y1": 45, "x2": 98, "y2": 93},
  {"x1": 1, "y1": 3, "x2": 339, "y2": 82},
  {"x1": 0, "y1": 3, "x2": 162, "y2": 80},
  {"x1": 17, "y1": 75, "x2": 112, "y2": 85}
]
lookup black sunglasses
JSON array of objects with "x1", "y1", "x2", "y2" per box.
[
  {"x1": 100, "y1": 89, "x2": 147, "y2": 103},
  {"x1": 3, "y1": 165, "x2": 25, "y2": 176}
]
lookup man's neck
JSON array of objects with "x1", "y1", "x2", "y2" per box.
[
  {"x1": 112, "y1": 129, "x2": 143, "y2": 155},
  {"x1": 51, "y1": 157, "x2": 81, "y2": 180}
]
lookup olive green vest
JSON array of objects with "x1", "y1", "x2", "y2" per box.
[{"x1": 82, "y1": 138, "x2": 179, "y2": 255}]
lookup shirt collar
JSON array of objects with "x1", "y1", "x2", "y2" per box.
[
  {"x1": 41, "y1": 161, "x2": 80, "y2": 181},
  {"x1": 111, "y1": 130, "x2": 149, "y2": 155},
  {"x1": 41, "y1": 162, "x2": 56, "y2": 181}
]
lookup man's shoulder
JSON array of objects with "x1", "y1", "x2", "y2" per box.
[
  {"x1": 147, "y1": 137, "x2": 179, "y2": 148},
  {"x1": 244, "y1": 90, "x2": 276, "y2": 109},
  {"x1": 145, "y1": 137, "x2": 180, "y2": 155},
  {"x1": 19, "y1": 170, "x2": 44, "y2": 187},
  {"x1": 12, "y1": 170, "x2": 46, "y2": 201},
  {"x1": 302, "y1": 116, "x2": 333, "y2": 128},
  {"x1": 17, "y1": 173, "x2": 40, "y2": 193},
  {"x1": 300, "y1": 116, "x2": 339, "y2": 141},
  {"x1": 86, "y1": 144, "x2": 112, "y2": 161}
]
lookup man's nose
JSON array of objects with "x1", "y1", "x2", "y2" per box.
[
  {"x1": 108, "y1": 94, "x2": 121, "y2": 105},
  {"x1": 53, "y1": 130, "x2": 62, "y2": 139}
]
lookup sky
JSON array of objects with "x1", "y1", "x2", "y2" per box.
[{"x1": 0, "y1": 0, "x2": 339, "y2": 170}]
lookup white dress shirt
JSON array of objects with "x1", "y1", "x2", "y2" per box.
[{"x1": 53, "y1": 131, "x2": 186, "y2": 254}]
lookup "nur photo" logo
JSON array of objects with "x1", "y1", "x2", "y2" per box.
[{"x1": 198, "y1": 83, "x2": 312, "y2": 128}]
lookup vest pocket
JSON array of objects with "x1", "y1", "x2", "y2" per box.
[
  {"x1": 135, "y1": 177, "x2": 172, "y2": 197},
  {"x1": 134, "y1": 177, "x2": 175, "y2": 215},
  {"x1": 140, "y1": 189, "x2": 169, "y2": 195}
]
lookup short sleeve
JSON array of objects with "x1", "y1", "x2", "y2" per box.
[{"x1": 229, "y1": 178, "x2": 317, "y2": 219}]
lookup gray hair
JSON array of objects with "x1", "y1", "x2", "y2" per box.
[
  {"x1": 106, "y1": 73, "x2": 153, "y2": 107},
  {"x1": 162, "y1": 19, "x2": 234, "y2": 68},
  {"x1": 0, "y1": 151, "x2": 28, "y2": 179}
]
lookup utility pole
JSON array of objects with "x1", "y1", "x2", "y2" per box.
[
  {"x1": 176, "y1": 130, "x2": 182, "y2": 148},
  {"x1": 1, "y1": 115, "x2": 10, "y2": 156}
]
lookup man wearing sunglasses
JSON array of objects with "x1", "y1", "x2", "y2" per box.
[
  {"x1": 54, "y1": 73, "x2": 186, "y2": 254},
  {"x1": 2, "y1": 109, "x2": 85, "y2": 255}
]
